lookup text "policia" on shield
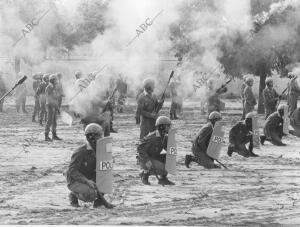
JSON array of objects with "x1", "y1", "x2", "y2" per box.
[{"x1": 99, "y1": 161, "x2": 113, "y2": 171}]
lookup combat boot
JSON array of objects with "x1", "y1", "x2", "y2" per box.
[
  {"x1": 69, "y1": 192, "x2": 79, "y2": 207},
  {"x1": 139, "y1": 171, "x2": 150, "y2": 185},
  {"x1": 185, "y1": 155, "x2": 192, "y2": 168},
  {"x1": 39, "y1": 119, "x2": 43, "y2": 126},
  {"x1": 250, "y1": 151, "x2": 259, "y2": 157},
  {"x1": 260, "y1": 136, "x2": 266, "y2": 145},
  {"x1": 93, "y1": 196, "x2": 114, "y2": 209},
  {"x1": 158, "y1": 176, "x2": 175, "y2": 186},
  {"x1": 45, "y1": 133, "x2": 52, "y2": 142},
  {"x1": 52, "y1": 132, "x2": 62, "y2": 141},
  {"x1": 32, "y1": 116, "x2": 36, "y2": 122},
  {"x1": 170, "y1": 113, "x2": 174, "y2": 120},
  {"x1": 173, "y1": 113, "x2": 179, "y2": 120},
  {"x1": 227, "y1": 145, "x2": 234, "y2": 157}
]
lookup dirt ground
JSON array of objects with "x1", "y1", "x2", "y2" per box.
[{"x1": 0, "y1": 97, "x2": 300, "y2": 225}]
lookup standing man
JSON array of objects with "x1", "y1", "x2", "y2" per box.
[
  {"x1": 227, "y1": 112, "x2": 259, "y2": 157},
  {"x1": 0, "y1": 73, "x2": 7, "y2": 113},
  {"x1": 287, "y1": 72, "x2": 300, "y2": 116},
  {"x1": 243, "y1": 77, "x2": 257, "y2": 116},
  {"x1": 260, "y1": 104, "x2": 286, "y2": 146},
  {"x1": 206, "y1": 78, "x2": 227, "y2": 115},
  {"x1": 137, "y1": 116, "x2": 175, "y2": 185},
  {"x1": 169, "y1": 80, "x2": 182, "y2": 120},
  {"x1": 185, "y1": 111, "x2": 222, "y2": 169},
  {"x1": 37, "y1": 74, "x2": 50, "y2": 126},
  {"x1": 66, "y1": 123, "x2": 114, "y2": 208},
  {"x1": 15, "y1": 72, "x2": 28, "y2": 113},
  {"x1": 32, "y1": 72, "x2": 43, "y2": 122},
  {"x1": 136, "y1": 78, "x2": 163, "y2": 139},
  {"x1": 45, "y1": 74, "x2": 62, "y2": 141},
  {"x1": 56, "y1": 72, "x2": 64, "y2": 111},
  {"x1": 241, "y1": 75, "x2": 248, "y2": 120},
  {"x1": 263, "y1": 77, "x2": 280, "y2": 119}
]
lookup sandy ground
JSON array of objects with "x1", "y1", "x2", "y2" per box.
[{"x1": 0, "y1": 97, "x2": 300, "y2": 225}]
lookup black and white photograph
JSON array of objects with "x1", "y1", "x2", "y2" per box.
[{"x1": 0, "y1": 0, "x2": 300, "y2": 225}]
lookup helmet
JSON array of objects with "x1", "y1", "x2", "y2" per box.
[
  {"x1": 85, "y1": 123, "x2": 103, "y2": 136},
  {"x1": 245, "y1": 112, "x2": 255, "y2": 119},
  {"x1": 155, "y1": 116, "x2": 171, "y2": 127},
  {"x1": 143, "y1": 78, "x2": 155, "y2": 88},
  {"x1": 277, "y1": 104, "x2": 286, "y2": 111},
  {"x1": 75, "y1": 71, "x2": 82, "y2": 79},
  {"x1": 208, "y1": 111, "x2": 222, "y2": 120},
  {"x1": 32, "y1": 73, "x2": 41, "y2": 80},
  {"x1": 246, "y1": 77, "x2": 254, "y2": 84},
  {"x1": 49, "y1": 74, "x2": 57, "y2": 82},
  {"x1": 18, "y1": 72, "x2": 24, "y2": 78},
  {"x1": 56, "y1": 72, "x2": 62, "y2": 79},
  {"x1": 43, "y1": 74, "x2": 50, "y2": 81},
  {"x1": 287, "y1": 72, "x2": 295, "y2": 79},
  {"x1": 242, "y1": 75, "x2": 248, "y2": 81},
  {"x1": 265, "y1": 77, "x2": 273, "y2": 85}
]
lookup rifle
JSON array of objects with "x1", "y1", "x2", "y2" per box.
[
  {"x1": 155, "y1": 70, "x2": 175, "y2": 114},
  {"x1": 216, "y1": 78, "x2": 232, "y2": 94},
  {"x1": 0, "y1": 75, "x2": 27, "y2": 102},
  {"x1": 102, "y1": 87, "x2": 118, "y2": 113},
  {"x1": 276, "y1": 75, "x2": 298, "y2": 109}
]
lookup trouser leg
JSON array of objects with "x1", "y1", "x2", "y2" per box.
[
  {"x1": 68, "y1": 181, "x2": 97, "y2": 202},
  {"x1": 45, "y1": 105, "x2": 54, "y2": 134}
]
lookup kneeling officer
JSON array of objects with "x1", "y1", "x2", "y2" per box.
[
  {"x1": 66, "y1": 123, "x2": 114, "y2": 208},
  {"x1": 137, "y1": 116, "x2": 175, "y2": 186}
]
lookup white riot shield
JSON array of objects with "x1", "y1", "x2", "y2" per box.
[
  {"x1": 165, "y1": 128, "x2": 177, "y2": 175},
  {"x1": 251, "y1": 115, "x2": 260, "y2": 148},
  {"x1": 96, "y1": 137, "x2": 113, "y2": 194},
  {"x1": 207, "y1": 121, "x2": 226, "y2": 160}
]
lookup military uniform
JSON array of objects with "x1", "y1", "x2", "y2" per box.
[
  {"x1": 287, "y1": 79, "x2": 300, "y2": 116},
  {"x1": 32, "y1": 79, "x2": 41, "y2": 120},
  {"x1": 243, "y1": 85, "x2": 256, "y2": 115},
  {"x1": 241, "y1": 83, "x2": 246, "y2": 119},
  {"x1": 36, "y1": 81, "x2": 48, "y2": 124},
  {"x1": 45, "y1": 83, "x2": 59, "y2": 136},
  {"x1": 15, "y1": 82, "x2": 27, "y2": 113},
  {"x1": 116, "y1": 78, "x2": 128, "y2": 113},
  {"x1": 137, "y1": 130, "x2": 168, "y2": 176},
  {"x1": 206, "y1": 87, "x2": 226, "y2": 115},
  {"x1": 56, "y1": 81, "x2": 64, "y2": 110},
  {"x1": 290, "y1": 107, "x2": 300, "y2": 137},
  {"x1": 263, "y1": 87, "x2": 279, "y2": 119},
  {"x1": 261, "y1": 112, "x2": 284, "y2": 146},
  {"x1": 228, "y1": 122, "x2": 253, "y2": 157},
  {"x1": 67, "y1": 143, "x2": 98, "y2": 202},
  {"x1": 136, "y1": 91, "x2": 162, "y2": 139},
  {"x1": 190, "y1": 122, "x2": 215, "y2": 169},
  {"x1": 169, "y1": 82, "x2": 182, "y2": 119},
  {"x1": 0, "y1": 75, "x2": 7, "y2": 112}
]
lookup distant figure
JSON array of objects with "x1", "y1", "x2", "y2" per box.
[
  {"x1": 260, "y1": 104, "x2": 286, "y2": 146},
  {"x1": 45, "y1": 74, "x2": 62, "y2": 141},
  {"x1": 136, "y1": 78, "x2": 163, "y2": 139},
  {"x1": 243, "y1": 77, "x2": 256, "y2": 116},
  {"x1": 287, "y1": 72, "x2": 300, "y2": 116},
  {"x1": 290, "y1": 107, "x2": 300, "y2": 137},
  {"x1": 169, "y1": 80, "x2": 182, "y2": 120},
  {"x1": 32, "y1": 72, "x2": 43, "y2": 122},
  {"x1": 36, "y1": 74, "x2": 50, "y2": 126},
  {"x1": 56, "y1": 72, "x2": 64, "y2": 111},
  {"x1": 15, "y1": 72, "x2": 28, "y2": 113},
  {"x1": 185, "y1": 111, "x2": 222, "y2": 169},
  {"x1": 263, "y1": 77, "x2": 279, "y2": 119},
  {"x1": 0, "y1": 73, "x2": 7, "y2": 112},
  {"x1": 116, "y1": 74, "x2": 128, "y2": 113},
  {"x1": 206, "y1": 78, "x2": 227, "y2": 115},
  {"x1": 241, "y1": 75, "x2": 248, "y2": 120}
]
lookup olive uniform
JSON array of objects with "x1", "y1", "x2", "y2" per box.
[
  {"x1": 228, "y1": 121, "x2": 253, "y2": 157},
  {"x1": 244, "y1": 85, "x2": 256, "y2": 115},
  {"x1": 136, "y1": 92, "x2": 162, "y2": 139},
  {"x1": 290, "y1": 107, "x2": 300, "y2": 137},
  {"x1": 287, "y1": 79, "x2": 300, "y2": 116},
  {"x1": 263, "y1": 87, "x2": 279, "y2": 119},
  {"x1": 36, "y1": 81, "x2": 48, "y2": 124},
  {"x1": 260, "y1": 112, "x2": 285, "y2": 146}
]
